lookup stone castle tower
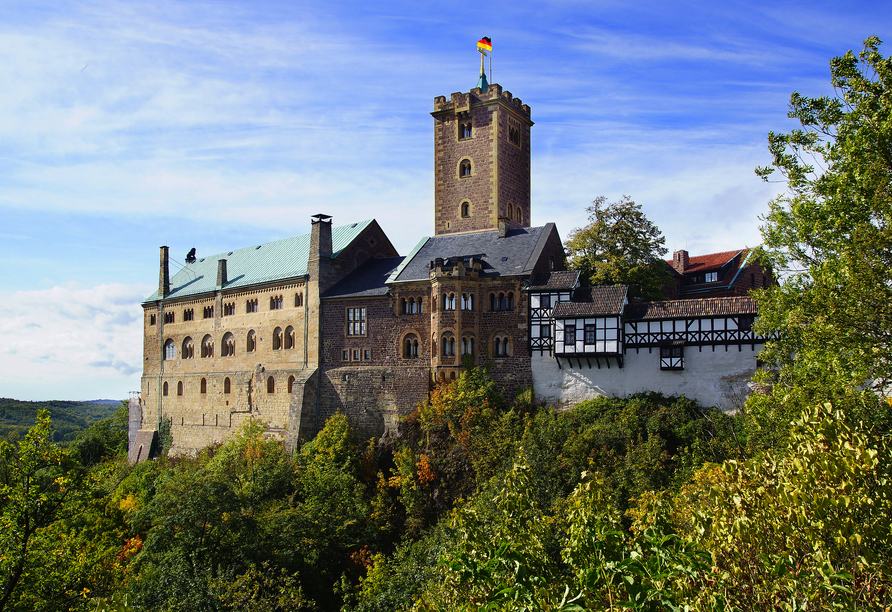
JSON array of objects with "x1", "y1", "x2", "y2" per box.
[{"x1": 431, "y1": 81, "x2": 534, "y2": 236}]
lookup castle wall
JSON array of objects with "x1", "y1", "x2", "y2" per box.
[{"x1": 532, "y1": 344, "x2": 763, "y2": 412}]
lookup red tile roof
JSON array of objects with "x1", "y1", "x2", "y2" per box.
[{"x1": 668, "y1": 249, "x2": 748, "y2": 273}]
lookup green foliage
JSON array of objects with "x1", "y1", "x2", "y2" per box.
[
  {"x1": 70, "y1": 401, "x2": 130, "y2": 466},
  {"x1": 751, "y1": 36, "x2": 892, "y2": 445},
  {"x1": 0, "y1": 398, "x2": 119, "y2": 444},
  {"x1": 564, "y1": 196, "x2": 671, "y2": 300}
]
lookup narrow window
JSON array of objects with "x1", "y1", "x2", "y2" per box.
[
  {"x1": 401, "y1": 298, "x2": 407, "y2": 314},
  {"x1": 584, "y1": 324, "x2": 596, "y2": 345},
  {"x1": 201, "y1": 334, "x2": 214, "y2": 358},
  {"x1": 343, "y1": 350, "x2": 349, "y2": 360},
  {"x1": 540, "y1": 324, "x2": 551, "y2": 338},
  {"x1": 461, "y1": 202, "x2": 471, "y2": 218},
  {"x1": 564, "y1": 324, "x2": 576, "y2": 346},
  {"x1": 353, "y1": 349, "x2": 360, "y2": 360},
  {"x1": 295, "y1": 293, "x2": 303, "y2": 307},
  {"x1": 288, "y1": 375, "x2": 295, "y2": 394},
  {"x1": 200, "y1": 378, "x2": 207, "y2": 394},
  {"x1": 224, "y1": 377, "x2": 231, "y2": 394},
  {"x1": 164, "y1": 339, "x2": 176, "y2": 360},
  {"x1": 507, "y1": 292, "x2": 515, "y2": 310},
  {"x1": 540, "y1": 294, "x2": 551, "y2": 309},
  {"x1": 285, "y1": 326, "x2": 295, "y2": 350},
  {"x1": 273, "y1": 327, "x2": 283, "y2": 350},
  {"x1": 163, "y1": 381, "x2": 168, "y2": 396},
  {"x1": 267, "y1": 376, "x2": 275, "y2": 394},
  {"x1": 246, "y1": 330, "x2": 256, "y2": 353},
  {"x1": 222, "y1": 332, "x2": 235, "y2": 357},
  {"x1": 182, "y1": 337, "x2": 194, "y2": 359},
  {"x1": 462, "y1": 294, "x2": 474, "y2": 310},
  {"x1": 177, "y1": 381, "x2": 183, "y2": 396},
  {"x1": 364, "y1": 349, "x2": 371, "y2": 359},
  {"x1": 460, "y1": 123, "x2": 472, "y2": 139},
  {"x1": 149, "y1": 314, "x2": 156, "y2": 325},
  {"x1": 460, "y1": 159, "x2": 472, "y2": 177}
]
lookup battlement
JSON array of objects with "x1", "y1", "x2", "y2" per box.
[
  {"x1": 429, "y1": 256, "x2": 484, "y2": 279},
  {"x1": 434, "y1": 84, "x2": 531, "y2": 118}
]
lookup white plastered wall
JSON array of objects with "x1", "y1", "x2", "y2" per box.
[{"x1": 532, "y1": 344, "x2": 763, "y2": 412}]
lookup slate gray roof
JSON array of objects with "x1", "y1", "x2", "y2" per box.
[
  {"x1": 389, "y1": 224, "x2": 556, "y2": 283},
  {"x1": 552, "y1": 286, "x2": 627, "y2": 317},
  {"x1": 625, "y1": 296, "x2": 758, "y2": 320},
  {"x1": 525, "y1": 270, "x2": 580, "y2": 290},
  {"x1": 144, "y1": 220, "x2": 374, "y2": 303},
  {"x1": 322, "y1": 257, "x2": 405, "y2": 299}
]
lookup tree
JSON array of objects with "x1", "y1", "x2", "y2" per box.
[
  {"x1": 751, "y1": 37, "x2": 892, "y2": 442},
  {"x1": 564, "y1": 196, "x2": 671, "y2": 300}
]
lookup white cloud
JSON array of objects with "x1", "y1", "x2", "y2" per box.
[{"x1": 0, "y1": 282, "x2": 151, "y2": 400}]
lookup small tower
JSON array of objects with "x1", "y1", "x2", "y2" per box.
[{"x1": 431, "y1": 53, "x2": 534, "y2": 236}]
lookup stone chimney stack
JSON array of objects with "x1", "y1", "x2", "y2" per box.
[
  {"x1": 308, "y1": 213, "x2": 334, "y2": 292},
  {"x1": 672, "y1": 250, "x2": 689, "y2": 273},
  {"x1": 498, "y1": 217, "x2": 509, "y2": 238},
  {"x1": 216, "y1": 259, "x2": 227, "y2": 288},
  {"x1": 159, "y1": 246, "x2": 170, "y2": 297}
]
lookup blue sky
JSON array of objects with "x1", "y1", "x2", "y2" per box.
[{"x1": 1, "y1": 0, "x2": 889, "y2": 400}]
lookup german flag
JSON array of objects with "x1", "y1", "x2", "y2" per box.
[{"x1": 477, "y1": 37, "x2": 492, "y2": 52}]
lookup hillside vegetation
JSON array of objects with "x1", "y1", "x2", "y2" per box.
[{"x1": 0, "y1": 398, "x2": 120, "y2": 443}]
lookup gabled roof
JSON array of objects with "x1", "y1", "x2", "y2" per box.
[
  {"x1": 144, "y1": 220, "x2": 375, "y2": 303},
  {"x1": 625, "y1": 296, "x2": 758, "y2": 320},
  {"x1": 525, "y1": 270, "x2": 580, "y2": 291},
  {"x1": 670, "y1": 249, "x2": 748, "y2": 274},
  {"x1": 389, "y1": 224, "x2": 556, "y2": 283},
  {"x1": 322, "y1": 257, "x2": 405, "y2": 300},
  {"x1": 552, "y1": 286, "x2": 627, "y2": 317}
]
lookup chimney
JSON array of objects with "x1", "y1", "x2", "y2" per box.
[
  {"x1": 672, "y1": 250, "x2": 689, "y2": 273},
  {"x1": 308, "y1": 214, "x2": 334, "y2": 292},
  {"x1": 498, "y1": 216, "x2": 509, "y2": 238},
  {"x1": 159, "y1": 246, "x2": 170, "y2": 297},
  {"x1": 216, "y1": 259, "x2": 227, "y2": 288}
]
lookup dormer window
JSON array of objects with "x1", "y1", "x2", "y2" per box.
[
  {"x1": 705, "y1": 272, "x2": 718, "y2": 283},
  {"x1": 460, "y1": 159, "x2": 472, "y2": 177}
]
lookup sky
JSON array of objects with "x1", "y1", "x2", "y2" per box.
[{"x1": 0, "y1": 0, "x2": 889, "y2": 401}]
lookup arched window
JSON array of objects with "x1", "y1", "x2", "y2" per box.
[
  {"x1": 295, "y1": 292, "x2": 303, "y2": 307},
  {"x1": 460, "y1": 159, "x2": 472, "y2": 177},
  {"x1": 288, "y1": 375, "x2": 295, "y2": 393},
  {"x1": 176, "y1": 381, "x2": 183, "y2": 396},
  {"x1": 442, "y1": 334, "x2": 455, "y2": 356},
  {"x1": 516, "y1": 207, "x2": 522, "y2": 224},
  {"x1": 224, "y1": 377, "x2": 231, "y2": 394},
  {"x1": 401, "y1": 298, "x2": 407, "y2": 314},
  {"x1": 461, "y1": 202, "x2": 471, "y2": 218},
  {"x1": 285, "y1": 326, "x2": 295, "y2": 350},
  {"x1": 267, "y1": 376, "x2": 275, "y2": 394},
  {"x1": 508, "y1": 292, "x2": 515, "y2": 310},
  {"x1": 462, "y1": 336, "x2": 475, "y2": 355},
  {"x1": 201, "y1": 335, "x2": 214, "y2": 358},
  {"x1": 490, "y1": 293, "x2": 497, "y2": 311},
  {"x1": 221, "y1": 332, "x2": 235, "y2": 357},
  {"x1": 461, "y1": 294, "x2": 474, "y2": 310},
  {"x1": 493, "y1": 335, "x2": 511, "y2": 357},
  {"x1": 182, "y1": 337, "x2": 194, "y2": 359},
  {"x1": 273, "y1": 327, "x2": 283, "y2": 350},
  {"x1": 162, "y1": 381, "x2": 169, "y2": 396},
  {"x1": 164, "y1": 339, "x2": 176, "y2": 360},
  {"x1": 200, "y1": 378, "x2": 207, "y2": 394},
  {"x1": 450, "y1": 371, "x2": 457, "y2": 380},
  {"x1": 443, "y1": 293, "x2": 455, "y2": 311},
  {"x1": 403, "y1": 333, "x2": 419, "y2": 359},
  {"x1": 247, "y1": 330, "x2": 256, "y2": 353}
]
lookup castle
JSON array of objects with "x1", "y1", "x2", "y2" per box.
[{"x1": 130, "y1": 68, "x2": 770, "y2": 460}]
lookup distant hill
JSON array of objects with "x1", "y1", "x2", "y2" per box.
[{"x1": 0, "y1": 398, "x2": 122, "y2": 444}]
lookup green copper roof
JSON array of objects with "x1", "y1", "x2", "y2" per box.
[
  {"x1": 476, "y1": 71, "x2": 488, "y2": 92},
  {"x1": 144, "y1": 220, "x2": 374, "y2": 303}
]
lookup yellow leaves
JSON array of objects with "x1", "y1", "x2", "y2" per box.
[{"x1": 118, "y1": 494, "x2": 138, "y2": 513}]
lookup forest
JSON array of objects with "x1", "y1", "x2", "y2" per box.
[{"x1": 3, "y1": 37, "x2": 892, "y2": 612}]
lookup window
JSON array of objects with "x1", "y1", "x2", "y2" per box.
[
  {"x1": 364, "y1": 349, "x2": 371, "y2": 360},
  {"x1": 540, "y1": 294, "x2": 551, "y2": 309},
  {"x1": 660, "y1": 346, "x2": 684, "y2": 370},
  {"x1": 461, "y1": 336, "x2": 475, "y2": 355},
  {"x1": 295, "y1": 292, "x2": 304, "y2": 307},
  {"x1": 540, "y1": 324, "x2": 551, "y2": 338},
  {"x1": 201, "y1": 334, "x2": 214, "y2": 358},
  {"x1": 183, "y1": 308, "x2": 194, "y2": 321},
  {"x1": 176, "y1": 381, "x2": 183, "y2": 396},
  {"x1": 246, "y1": 330, "x2": 256, "y2": 353},
  {"x1": 149, "y1": 314, "x2": 156, "y2": 325},
  {"x1": 404, "y1": 334, "x2": 419, "y2": 359},
  {"x1": 223, "y1": 302, "x2": 235, "y2": 316},
  {"x1": 508, "y1": 122, "x2": 520, "y2": 146},
  {"x1": 460, "y1": 159, "x2": 472, "y2": 177},
  {"x1": 270, "y1": 295, "x2": 283, "y2": 310},
  {"x1": 493, "y1": 335, "x2": 511, "y2": 357},
  {"x1": 164, "y1": 311, "x2": 175, "y2": 324},
  {"x1": 221, "y1": 332, "x2": 235, "y2": 357},
  {"x1": 564, "y1": 323, "x2": 576, "y2": 346},
  {"x1": 584, "y1": 324, "x2": 596, "y2": 345},
  {"x1": 163, "y1": 381, "x2": 168, "y2": 396},
  {"x1": 347, "y1": 307, "x2": 366, "y2": 336},
  {"x1": 267, "y1": 376, "x2": 275, "y2": 393},
  {"x1": 403, "y1": 298, "x2": 421, "y2": 314},
  {"x1": 491, "y1": 292, "x2": 515, "y2": 311},
  {"x1": 461, "y1": 202, "x2": 471, "y2": 218},
  {"x1": 288, "y1": 375, "x2": 295, "y2": 393},
  {"x1": 200, "y1": 378, "x2": 207, "y2": 394},
  {"x1": 203, "y1": 306, "x2": 214, "y2": 319},
  {"x1": 246, "y1": 299, "x2": 258, "y2": 313},
  {"x1": 273, "y1": 327, "x2": 283, "y2": 350},
  {"x1": 285, "y1": 326, "x2": 295, "y2": 350},
  {"x1": 705, "y1": 271, "x2": 718, "y2": 283},
  {"x1": 343, "y1": 349, "x2": 349, "y2": 360},
  {"x1": 353, "y1": 349, "x2": 360, "y2": 361},
  {"x1": 738, "y1": 316, "x2": 754, "y2": 332},
  {"x1": 460, "y1": 122, "x2": 472, "y2": 139},
  {"x1": 443, "y1": 294, "x2": 456, "y2": 311},
  {"x1": 461, "y1": 293, "x2": 474, "y2": 310},
  {"x1": 182, "y1": 337, "x2": 194, "y2": 359},
  {"x1": 224, "y1": 377, "x2": 231, "y2": 394},
  {"x1": 442, "y1": 334, "x2": 456, "y2": 356},
  {"x1": 164, "y1": 339, "x2": 176, "y2": 360}
]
